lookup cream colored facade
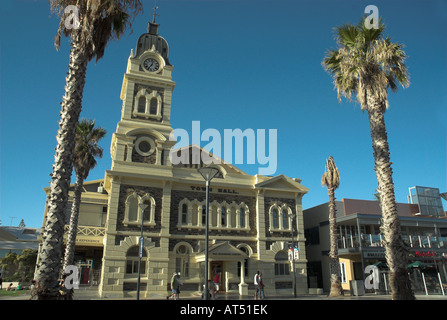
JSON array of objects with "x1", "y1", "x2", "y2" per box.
[{"x1": 41, "y1": 21, "x2": 310, "y2": 298}]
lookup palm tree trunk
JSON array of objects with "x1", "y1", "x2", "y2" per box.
[
  {"x1": 366, "y1": 93, "x2": 415, "y2": 300},
  {"x1": 328, "y1": 188, "x2": 343, "y2": 296},
  {"x1": 36, "y1": 31, "x2": 88, "y2": 300},
  {"x1": 63, "y1": 173, "x2": 84, "y2": 272}
]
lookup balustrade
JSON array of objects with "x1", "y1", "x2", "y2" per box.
[{"x1": 338, "y1": 233, "x2": 447, "y2": 250}]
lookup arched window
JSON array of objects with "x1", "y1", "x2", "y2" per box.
[
  {"x1": 221, "y1": 206, "x2": 227, "y2": 227},
  {"x1": 239, "y1": 208, "x2": 245, "y2": 228},
  {"x1": 127, "y1": 196, "x2": 138, "y2": 222},
  {"x1": 270, "y1": 204, "x2": 292, "y2": 231},
  {"x1": 282, "y1": 208, "x2": 289, "y2": 229},
  {"x1": 149, "y1": 97, "x2": 158, "y2": 115},
  {"x1": 274, "y1": 251, "x2": 290, "y2": 276},
  {"x1": 175, "y1": 244, "x2": 190, "y2": 278},
  {"x1": 211, "y1": 204, "x2": 218, "y2": 227},
  {"x1": 138, "y1": 96, "x2": 146, "y2": 113},
  {"x1": 124, "y1": 193, "x2": 156, "y2": 226},
  {"x1": 272, "y1": 208, "x2": 279, "y2": 229},
  {"x1": 126, "y1": 246, "x2": 147, "y2": 275},
  {"x1": 142, "y1": 199, "x2": 151, "y2": 222},
  {"x1": 181, "y1": 203, "x2": 188, "y2": 225}
]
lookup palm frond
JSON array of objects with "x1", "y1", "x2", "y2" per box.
[
  {"x1": 322, "y1": 16, "x2": 409, "y2": 110},
  {"x1": 49, "y1": 0, "x2": 143, "y2": 62},
  {"x1": 73, "y1": 118, "x2": 107, "y2": 179},
  {"x1": 335, "y1": 24, "x2": 360, "y2": 48},
  {"x1": 321, "y1": 156, "x2": 340, "y2": 190}
]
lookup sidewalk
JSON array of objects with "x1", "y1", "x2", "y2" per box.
[{"x1": 2, "y1": 285, "x2": 447, "y2": 300}]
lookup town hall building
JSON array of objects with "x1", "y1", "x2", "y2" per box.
[{"x1": 40, "y1": 18, "x2": 309, "y2": 298}]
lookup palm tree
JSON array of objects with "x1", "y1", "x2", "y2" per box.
[
  {"x1": 322, "y1": 17, "x2": 414, "y2": 300},
  {"x1": 321, "y1": 156, "x2": 343, "y2": 297},
  {"x1": 37, "y1": 0, "x2": 142, "y2": 299},
  {"x1": 63, "y1": 119, "x2": 106, "y2": 279}
]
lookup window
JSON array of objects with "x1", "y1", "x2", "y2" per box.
[
  {"x1": 134, "y1": 136, "x2": 155, "y2": 157},
  {"x1": 124, "y1": 192, "x2": 156, "y2": 226},
  {"x1": 138, "y1": 96, "x2": 146, "y2": 113},
  {"x1": 142, "y1": 199, "x2": 151, "y2": 221},
  {"x1": 305, "y1": 227, "x2": 320, "y2": 246},
  {"x1": 178, "y1": 199, "x2": 191, "y2": 226},
  {"x1": 127, "y1": 196, "x2": 138, "y2": 222},
  {"x1": 270, "y1": 204, "x2": 292, "y2": 231},
  {"x1": 221, "y1": 206, "x2": 227, "y2": 227},
  {"x1": 181, "y1": 203, "x2": 188, "y2": 224},
  {"x1": 282, "y1": 209, "x2": 289, "y2": 229},
  {"x1": 175, "y1": 244, "x2": 190, "y2": 278},
  {"x1": 126, "y1": 246, "x2": 147, "y2": 275},
  {"x1": 101, "y1": 206, "x2": 107, "y2": 227},
  {"x1": 149, "y1": 98, "x2": 158, "y2": 115},
  {"x1": 177, "y1": 200, "x2": 249, "y2": 230},
  {"x1": 274, "y1": 251, "x2": 290, "y2": 276},
  {"x1": 240, "y1": 208, "x2": 245, "y2": 228},
  {"x1": 133, "y1": 89, "x2": 162, "y2": 120},
  {"x1": 272, "y1": 208, "x2": 279, "y2": 229},
  {"x1": 340, "y1": 262, "x2": 347, "y2": 283}
]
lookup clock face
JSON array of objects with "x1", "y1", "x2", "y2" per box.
[{"x1": 143, "y1": 58, "x2": 160, "y2": 72}]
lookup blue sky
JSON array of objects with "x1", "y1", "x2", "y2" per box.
[{"x1": 1, "y1": 0, "x2": 446, "y2": 228}]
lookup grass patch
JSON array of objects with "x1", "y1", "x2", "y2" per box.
[{"x1": 0, "y1": 289, "x2": 30, "y2": 297}]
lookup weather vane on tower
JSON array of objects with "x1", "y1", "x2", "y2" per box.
[{"x1": 152, "y1": 0, "x2": 159, "y2": 24}]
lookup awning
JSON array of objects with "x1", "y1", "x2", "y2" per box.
[{"x1": 407, "y1": 261, "x2": 432, "y2": 269}]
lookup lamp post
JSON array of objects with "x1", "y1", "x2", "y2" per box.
[
  {"x1": 197, "y1": 166, "x2": 220, "y2": 300},
  {"x1": 289, "y1": 213, "x2": 297, "y2": 298},
  {"x1": 137, "y1": 202, "x2": 148, "y2": 300}
]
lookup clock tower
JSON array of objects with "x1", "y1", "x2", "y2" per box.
[
  {"x1": 110, "y1": 19, "x2": 176, "y2": 170},
  {"x1": 100, "y1": 18, "x2": 177, "y2": 298}
]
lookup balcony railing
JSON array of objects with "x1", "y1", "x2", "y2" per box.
[
  {"x1": 64, "y1": 225, "x2": 106, "y2": 237},
  {"x1": 338, "y1": 234, "x2": 447, "y2": 250}
]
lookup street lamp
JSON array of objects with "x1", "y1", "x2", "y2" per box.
[
  {"x1": 137, "y1": 202, "x2": 149, "y2": 300},
  {"x1": 197, "y1": 166, "x2": 221, "y2": 300},
  {"x1": 289, "y1": 213, "x2": 297, "y2": 298}
]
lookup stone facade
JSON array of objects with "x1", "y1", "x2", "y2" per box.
[{"x1": 90, "y1": 21, "x2": 310, "y2": 298}]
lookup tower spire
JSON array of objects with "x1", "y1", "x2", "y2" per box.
[
  {"x1": 147, "y1": 0, "x2": 160, "y2": 34},
  {"x1": 152, "y1": 0, "x2": 159, "y2": 24}
]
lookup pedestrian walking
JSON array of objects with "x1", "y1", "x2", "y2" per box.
[
  {"x1": 254, "y1": 271, "x2": 261, "y2": 300},
  {"x1": 213, "y1": 271, "x2": 220, "y2": 296},
  {"x1": 167, "y1": 272, "x2": 182, "y2": 300},
  {"x1": 258, "y1": 272, "x2": 265, "y2": 300}
]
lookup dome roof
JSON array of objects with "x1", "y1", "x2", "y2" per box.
[{"x1": 134, "y1": 22, "x2": 171, "y2": 65}]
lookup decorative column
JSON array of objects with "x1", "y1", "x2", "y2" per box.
[{"x1": 238, "y1": 259, "x2": 248, "y2": 295}]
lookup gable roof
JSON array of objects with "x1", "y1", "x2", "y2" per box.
[
  {"x1": 195, "y1": 241, "x2": 248, "y2": 262},
  {"x1": 255, "y1": 174, "x2": 309, "y2": 194},
  {"x1": 171, "y1": 144, "x2": 249, "y2": 176}
]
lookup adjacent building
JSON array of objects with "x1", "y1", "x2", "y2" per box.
[
  {"x1": 0, "y1": 226, "x2": 41, "y2": 280},
  {"x1": 0, "y1": 226, "x2": 41, "y2": 258},
  {"x1": 304, "y1": 195, "x2": 447, "y2": 294}
]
